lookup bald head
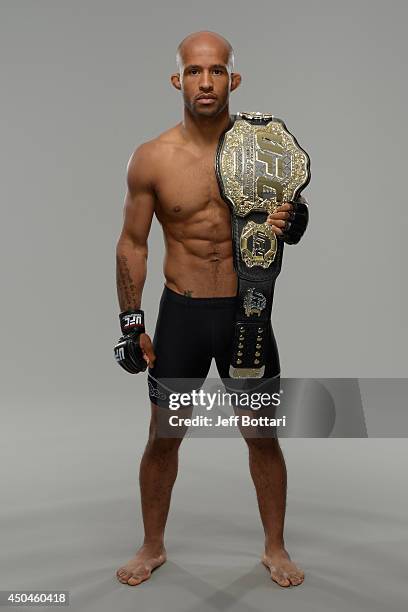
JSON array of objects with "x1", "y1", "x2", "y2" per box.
[
  {"x1": 176, "y1": 31, "x2": 235, "y2": 73},
  {"x1": 171, "y1": 30, "x2": 241, "y2": 117}
]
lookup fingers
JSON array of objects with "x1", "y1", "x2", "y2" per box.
[
  {"x1": 267, "y1": 202, "x2": 294, "y2": 220},
  {"x1": 267, "y1": 202, "x2": 295, "y2": 235},
  {"x1": 139, "y1": 333, "x2": 156, "y2": 368},
  {"x1": 276, "y1": 202, "x2": 294, "y2": 212},
  {"x1": 266, "y1": 215, "x2": 285, "y2": 235}
]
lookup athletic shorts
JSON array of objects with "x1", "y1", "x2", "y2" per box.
[{"x1": 147, "y1": 285, "x2": 280, "y2": 408}]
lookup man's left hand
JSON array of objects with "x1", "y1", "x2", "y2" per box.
[{"x1": 266, "y1": 202, "x2": 295, "y2": 236}]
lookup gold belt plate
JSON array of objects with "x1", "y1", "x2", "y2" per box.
[{"x1": 218, "y1": 114, "x2": 310, "y2": 217}]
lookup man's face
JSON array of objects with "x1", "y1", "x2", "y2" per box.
[{"x1": 173, "y1": 43, "x2": 238, "y2": 118}]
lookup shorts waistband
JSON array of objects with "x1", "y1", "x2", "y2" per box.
[{"x1": 162, "y1": 284, "x2": 238, "y2": 307}]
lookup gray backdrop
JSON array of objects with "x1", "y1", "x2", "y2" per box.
[{"x1": 1, "y1": 1, "x2": 407, "y2": 611}]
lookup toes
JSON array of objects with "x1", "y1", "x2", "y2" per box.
[
  {"x1": 116, "y1": 568, "x2": 131, "y2": 583},
  {"x1": 127, "y1": 570, "x2": 151, "y2": 586},
  {"x1": 288, "y1": 572, "x2": 304, "y2": 586},
  {"x1": 270, "y1": 571, "x2": 290, "y2": 587}
]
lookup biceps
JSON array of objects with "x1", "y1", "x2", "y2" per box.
[{"x1": 119, "y1": 189, "x2": 155, "y2": 248}]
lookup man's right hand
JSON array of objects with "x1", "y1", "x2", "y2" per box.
[
  {"x1": 139, "y1": 333, "x2": 156, "y2": 369},
  {"x1": 114, "y1": 310, "x2": 156, "y2": 374}
]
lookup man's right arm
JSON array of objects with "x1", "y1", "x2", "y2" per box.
[
  {"x1": 114, "y1": 144, "x2": 157, "y2": 372},
  {"x1": 116, "y1": 144, "x2": 156, "y2": 312}
]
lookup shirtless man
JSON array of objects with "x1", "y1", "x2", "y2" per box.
[{"x1": 115, "y1": 31, "x2": 307, "y2": 588}]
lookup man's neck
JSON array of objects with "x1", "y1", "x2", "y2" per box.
[{"x1": 181, "y1": 106, "x2": 232, "y2": 147}]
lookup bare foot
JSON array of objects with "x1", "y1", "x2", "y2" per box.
[
  {"x1": 262, "y1": 547, "x2": 305, "y2": 587},
  {"x1": 116, "y1": 544, "x2": 167, "y2": 586}
]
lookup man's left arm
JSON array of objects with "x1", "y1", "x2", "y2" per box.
[{"x1": 267, "y1": 194, "x2": 309, "y2": 245}]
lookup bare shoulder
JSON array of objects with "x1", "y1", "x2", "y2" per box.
[
  {"x1": 155, "y1": 123, "x2": 184, "y2": 145},
  {"x1": 127, "y1": 124, "x2": 183, "y2": 190},
  {"x1": 126, "y1": 140, "x2": 158, "y2": 191}
]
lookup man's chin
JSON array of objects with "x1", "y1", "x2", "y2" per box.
[{"x1": 192, "y1": 103, "x2": 223, "y2": 118}]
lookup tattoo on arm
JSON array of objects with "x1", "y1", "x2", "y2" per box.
[
  {"x1": 116, "y1": 254, "x2": 140, "y2": 310},
  {"x1": 183, "y1": 290, "x2": 193, "y2": 298}
]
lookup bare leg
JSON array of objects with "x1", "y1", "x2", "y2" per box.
[
  {"x1": 244, "y1": 435, "x2": 305, "y2": 587},
  {"x1": 116, "y1": 403, "x2": 188, "y2": 586}
]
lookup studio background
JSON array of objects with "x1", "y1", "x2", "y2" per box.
[{"x1": 1, "y1": 1, "x2": 407, "y2": 611}]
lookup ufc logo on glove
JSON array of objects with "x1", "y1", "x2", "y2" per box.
[
  {"x1": 123, "y1": 313, "x2": 143, "y2": 329},
  {"x1": 115, "y1": 346, "x2": 125, "y2": 362}
]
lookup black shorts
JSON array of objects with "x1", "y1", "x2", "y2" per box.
[{"x1": 147, "y1": 286, "x2": 280, "y2": 407}]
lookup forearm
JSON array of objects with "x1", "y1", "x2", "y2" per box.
[{"x1": 116, "y1": 239, "x2": 147, "y2": 311}]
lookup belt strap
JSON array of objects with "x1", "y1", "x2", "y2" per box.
[{"x1": 215, "y1": 112, "x2": 310, "y2": 378}]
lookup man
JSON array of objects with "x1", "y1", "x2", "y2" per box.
[{"x1": 115, "y1": 31, "x2": 308, "y2": 588}]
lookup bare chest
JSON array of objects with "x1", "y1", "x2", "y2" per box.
[{"x1": 154, "y1": 149, "x2": 226, "y2": 220}]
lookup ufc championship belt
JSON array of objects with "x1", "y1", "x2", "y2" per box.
[{"x1": 215, "y1": 112, "x2": 311, "y2": 378}]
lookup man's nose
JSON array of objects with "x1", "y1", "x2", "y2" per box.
[{"x1": 199, "y1": 71, "x2": 213, "y2": 91}]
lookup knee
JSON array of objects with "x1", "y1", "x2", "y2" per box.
[
  {"x1": 145, "y1": 430, "x2": 182, "y2": 457},
  {"x1": 147, "y1": 403, "x2": 188, "y2": 455},
  {"x1": 245, "y1": 436, "x2": 281, "y2": 454}
]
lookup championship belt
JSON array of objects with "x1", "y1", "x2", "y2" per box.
[{"x1": 215, "y1": 111, "x2": 311, "y2": 378}]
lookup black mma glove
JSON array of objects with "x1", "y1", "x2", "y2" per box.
[
  {"x1": 281, "y1": 195, "x2": 309, "y2": 245},
  {"x1": 114, "y1": 310, "x2": 147, "y2": 374}
]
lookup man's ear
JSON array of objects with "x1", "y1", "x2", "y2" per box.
[
  {"x1": 171, "y1": 73, "x2": 182, "y2": 90},
  {"x1": 230, "y1": 72, "x2": 242, "y2": 92}
]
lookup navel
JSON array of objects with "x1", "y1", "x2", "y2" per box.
[{"x1": 208, "y1": 249, "x2": 221, "y2": 262}]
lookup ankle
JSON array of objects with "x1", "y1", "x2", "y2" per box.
[
  {"x1": 142, "y1": 538, "x2": 165, "y2": 552},
  {"x1": 265, "y1": 538, "x2": 285, "y2": 553}
]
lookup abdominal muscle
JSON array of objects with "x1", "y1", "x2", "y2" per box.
[{"x1": 163, "y1": 232, "x2": 238, "y2": 298}]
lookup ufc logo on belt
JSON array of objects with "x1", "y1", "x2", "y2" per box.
[{"x1": 123, "y1": 314, "x2": 142, "y2": 329}]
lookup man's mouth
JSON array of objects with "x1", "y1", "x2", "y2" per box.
[{"x1": 196, "y1": 95, "x2": 217, "y2": 104}]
